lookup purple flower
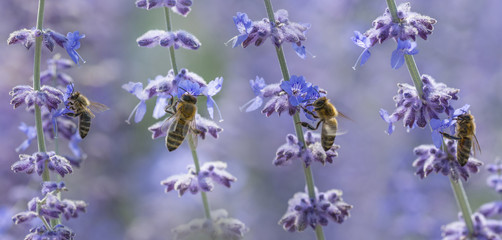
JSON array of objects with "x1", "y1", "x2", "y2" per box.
[
  {"x1": 136, "y1": 30, "x2": 200, "y2": 50},
  {"x1": 40, "y1": 55, "x2": 75, "y2": 86},
  {"x1": 11, "y1": 151, "x2": 73, "y2": 178},
  {"x1": 280, "y1": 75, "x2": 311, "y2": 107},
  {"x1": 240, "y1": 76, "x2": 266, "y2": 112},
  {"x1": 441, "y1": 213, "x2": 502, "y2": 240},
  {"x1": 12, "y1": 211, "x2": 37, "y2": 225},
  {"x1": 231, "y1": 10, "x2": 310, "y2": 57},
  {"x1": 412, "y1": 140, "x2": 483, "y2": 181},
  {"x1": 363, "y1": 2, "x2": 437, "y2": 46},
  {"x1": 64, "y1": 32, "x2": 85, "y2": 65},
  {"x1": 25, "y1": 193, "x2": 86, "y2": 221},
  {"x1": 351, "y1": 31, "x2": 372, "y2": 69},
  {"x1": 230, "y1": 12, "x2": 253, "y2": 48},
  {"x1": 41, "y1": 181, "x2": 66, "y2": 196},
  {"x1": 391, "y1": 39, "x2": 418, "y2": 69},
  {"x1": 478, "y1": 201, "x2": 502, "y2": 218},
  {"x1": 16, "y1": 122, "x2": 37, "y2": 152},
  {"x1": 279, "y1": 187, "x2": 353, "y2": 232},
  {"x1": 261, "y1": 83, "x2": 297, "y2": 117},
  {"x1": 430, "y1": 104, "x2": 470, "y2": 148},
  {"x1": 380, "y1": 75, "x2": 459, "y2": 133},
  {"x1": 7, "y1": 28, "x2": 37, "y2": 49},
  {"x1": 172, "y1": 209, "x2": 248, "y2": 240},
  {"x1": 274, "y1": 131, "x2": 339, "y2": 167},
  {"x1": 25, "y1": 224, "x2": 75, "y2": 240},
  {"x1": 203, "y1": 77, "x2": 223, "y2": 120},
  {"x1": 177, "y1": 80, "x2": 202, "y2": 98},
  {"x1": 486, "y1": 161, "x2": 502, "y2": 193},
  {"x1": 10, "y1": 85, "x2": 64, "y2": 112},
  {"x1": 160, "y1": 161, "x2": 236, "y2": 196},
  {"x1": 122, "y1": 82, "x2": 150, "y2": 124},
  {"x1": 135, "y1": 0, "x2": 192, "y2": 16}
]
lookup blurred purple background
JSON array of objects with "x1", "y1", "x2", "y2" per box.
[{"x1": 1, "y1": 0, "x2": 501, "y2": 239}]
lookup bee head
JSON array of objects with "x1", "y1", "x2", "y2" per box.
[
  {"x1": 181, "y1": 92, "x2": 197, "y2": 104},
  {"x1": 313, "y1": 96, "x2": 328, "y2": 108},
  {"x1": 456, "y1": 113, "x2": 473, "y2": 123}
]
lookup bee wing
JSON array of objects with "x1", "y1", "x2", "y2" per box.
[
  {"x1": 189, "y1": 118, "x2": 198, "y2": 148},
  {"x1": 322, "y1": 122, "x2": 338, "y2": 137},
  {"x1": 337, "y1": 110, "x2": 354, "y2": 122},
  {"x1": 473, "y1": 134, "x2": 482, "y2": 156},
  {"x1": 87, "y1": 101, "x2": 109, "y2": 118}
]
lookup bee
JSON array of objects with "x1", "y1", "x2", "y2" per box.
[
  {"x1": 440, "y1": 113, "x2": 481, "y2": 166},
  {"x1": 164, "y1": 92, "x2": 201, "y2": 152},
  {"x1": 65, "y1": 88, "x2": 109, "y2": 139},
  {"x1": 298, "y1": 96, "x2": 345, "y2": 151}
]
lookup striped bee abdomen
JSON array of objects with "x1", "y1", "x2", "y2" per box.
[
  {"x1": 166, "y1": 120, "x2": 188, "y2": 152},
  {"x1": 79, "y1": 112, "x2": 92, "y2": 139},
  {"x1": 457, "y1": 137, "x2": 472, "y2": 166}
]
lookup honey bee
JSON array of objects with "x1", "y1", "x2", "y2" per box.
[
  {"x1": 440, "y1": 113, "x2": 481, "y2": 166},
  {"x1": 164, "y1": 93, "x2": 201, "y2": 152},
  {"x1": 65, "y1": 88, "x2": 109, "y2": 139},
  {"x1": 298, "y1": 96, "x2": 344, "y2": 151}
]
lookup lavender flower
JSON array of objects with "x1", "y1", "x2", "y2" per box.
[
  {"x1": 10, "y1": 85, "x2": 64, "y2": 112},
  {"x1": 441, "y1": 213, "x2": 502, "y2": 240},
  {"x1": 380, "y1": 74, "x2": 459, "y2": 133},
  {"x1": 63, "y1": 31, "x2": 85, "y2": 65},
  {"x1": 274, "y1": 131, "x2": 339, "y2": 167},
  {"x1": 280, "y1": 75, "x2": 311, "y2": 107},
  {"x1": 135, "y1": 0, "x2": 192, "y2": 16},
  {"x1": 363, "y1": 2, "x2": 437, "y2": 46},
  {"x1": 279, "y1": 188, "x2": 353, "y2": 232},
  {"x1": 412, "y1": 140, "x2": 483, "y2": 181},
  {"x1": 136, "y1": 30, "x2": 201, "y2": 50},
  {"x1": 240, "y1": 76, "x2": 266, "y2": 112},
  {"x1": 12, "y1": 211, "x2": 37, "y2": 225},
  {"x1": 486, "y1": 161, "x2": 502, "y2": 193},
  {"x1": 478, "y1": 202, "x2": 502, "y2": 218},
  {"x1": 351, "y1": 31, "x2": 372, "y2": 69},
  {"x1": 231, "y1": 10, "x2": 310, "y2": 58},
  {"x1": 7, "y1": 28, "x2": 38, "y2": 49},
  {"x1": 16, "y1": 122, "x2": 37, "y2": 152},
  {"x1": 40, "y1": 55, "x2": 75, "y2": 86},
  {"x1": 12, "y1": 151, "x2": 73, "y2": 177},
  {"x1": 261, "y1": 83, "x2": 297, "y2": 117},
  {"x1": 161, "y1": 161, "x2": 236, "y2": 196},
  {"x1": 172, "y1": 209, "x2": 248, "y2": 240},
  {"x1": 8, "y1": 28, "x2": 85, "y2": 64},
  {"x1": 390, "y1": 39, "x2": 418, "y2": 69},
  {"x1": 41, "y1": 181, "x2": 66, "y2": 195},
  {"x1": 25, "y1": 193, "x2": 87, "y2": 221},
  {"x1": 24, "y1": 224, "x2": 75, "y2": 240}
]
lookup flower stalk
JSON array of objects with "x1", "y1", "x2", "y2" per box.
[
  {"x1": 263, "y1": 0, "x2": 324, "y2": 239},
  {"x1": 164, "y1": 7, "x2": 212, "y2": 220},
  {"x1": 33, "y1": 0, "x2": 50, "y2": 183},
  {"x1": 385, "y1": 0, "x2": 473, "y2": 235}
]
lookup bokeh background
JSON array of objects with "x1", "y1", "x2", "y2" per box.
[{"x1": 1, "y1": 0, "x2": 502, "y2": 239}]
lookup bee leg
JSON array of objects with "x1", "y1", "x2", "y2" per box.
[
  {"x1": 440, "y1": 131, "x2": 461, "y2": 140},
  {"x1": 300, "y1": 106, "x2": 319, "y2": 119},
  {"x1": 298, "y1": 120, "x2": 322, "y2": 130},
  {"x1": 65, "y1": 112, "x2": 77, "y2": 117}
]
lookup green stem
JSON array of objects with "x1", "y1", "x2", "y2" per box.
[
  {"x1": 264, "y1": 0, "x2": 324, "y2": 239},
  {"x1": 188, "y1": 134, "x2": 212, "y2": 219},
  {"x1": 33, "y1": 0, "x2": 49, "y2": 183},
  {"x1": 404, "y1": 55, "x2": 424, "y2": 98},
  {"x1": 449, "y1": 177, "x2": 474, "y2": 235},
  {"x1": 164, "y1": 8, "x2": 178, "y2": 75},
  {"x1": 164, "y1": 6, "x2": 212, "y2": 220},
  {"x1": 385, "y1": 0, "x2": 399, "y2": 23}
]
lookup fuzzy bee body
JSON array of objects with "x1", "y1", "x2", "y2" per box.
[
  {"x1": 299, "y1": 96, "x2": 339, "y2": 151},
  {"x1": 165, "y1": 93, "x2": 200, "y2": 152},
  {"x1": 65, "y1": 91, "x2": 108, "y2": 139},
  {"x1": 441, "y1": 113, "x2": 480, "y2": 166}
]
